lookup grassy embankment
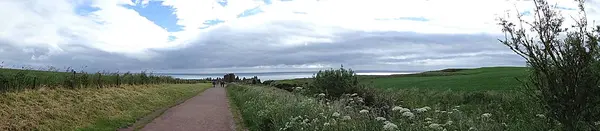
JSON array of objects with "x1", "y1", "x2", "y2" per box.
[
  {"x1": 0, "y1": 68, "x2": 205, "y2": 92},
  {"x1": 0, "y1": 82, "x2": 211, "y2": 131},
  {"x1": 227, "y1": 67, "x2": 577, "y2": 130}
]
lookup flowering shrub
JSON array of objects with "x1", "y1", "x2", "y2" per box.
[{"x1": 228, "y1": 84, "x2": 559, "y2": 131}]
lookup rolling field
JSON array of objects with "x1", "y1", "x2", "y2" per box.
[
  {"x1": 365, "y1": 67, "x2": 529, "y2": 90},
  {"x1": 227, "y1": 66, "x2": 584, "y2": 131}
]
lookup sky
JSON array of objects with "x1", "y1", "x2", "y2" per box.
[{"x1": 1, "y1": 0, "x2": 599, "y2": 73}]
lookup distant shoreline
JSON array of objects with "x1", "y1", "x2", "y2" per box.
[{"x1": 163, "y1": 71, "x2": 422, "y2": 80}]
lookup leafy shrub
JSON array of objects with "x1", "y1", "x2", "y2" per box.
[
  {"x1": 310, "y1": 66, "x2": 359, "y2": 99},
  {"x1": 498, "y1": 0, "x2": 600, "y2": 130}
]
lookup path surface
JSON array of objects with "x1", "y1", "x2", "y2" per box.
[{"x1": 141, "y1": 85, "x2": 235, "y2": 131}]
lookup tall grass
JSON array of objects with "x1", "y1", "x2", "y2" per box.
[
  {"x1": 228, "y1": 84, "x2": 561, "y2": 131},
  {"x1": 0, "y1": 83, "x2": 211, "y2": 130},
  {"x1": 0, "y1": 68, "x2": 205, "y2": 92}
]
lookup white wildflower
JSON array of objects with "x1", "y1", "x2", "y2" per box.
[
  {"x1": 323, "y1": 123, "x2": 331, "y2": 126},
  {"x1": 468, "y1": 127, "x2": 477, "y2": 130},
  {"x1": 448, "y1": 112, "x2": 453, "y2": 114},
  {"x1": 452, "y1": 109, "x2": 459, "y2": 112},
  {"x1": 393, "y1": 107, "x2": 410, "y2": 113},
  {"x1": 415, "y1": 108, "x2": 428, "y2": 113},
  {"x1": 375, "y1": 117, "x2": 387, "y2": 121},
  {"x1": 402, "y1": 112, "x2": 415, "y2": 119},
  {"x1": 295, "y1": 87, "x2": 303, "y2": 90},
  {"x1": 482, "y1": 113, "x2": 492, "y2": 118},
  {"x1": 425, "y1": 118, "x2": 433, "y2": 121},
  {"x1": 383, "y1": 121, "x2": 398, "y2": 130},
  {"x1": 435, "y1": 110, "x2": 441, "y2": 113},
  {"x1": 318, "y1": 93, "x2": 326, "y2": 97},
  {"x1": 440, "y1": 111, "x2": 447, "y2": 114},
  {"x1": 359, "y1": 109, "x2": 369, "y2": 114},
  {"x1": 455, "y1": 105, "x2": 460, "y2": 108},
  {"x1": 332, "y1": 112, "x2": 340, "y2": 117},
  {"x1": 594, "y1": 121, "x2": 600, "y2": 125},
  {"x1": 392, "y1": 106, "x2": 403, "y2": 111},
  {"x1": 536, "y1": 114, "x2": 545, "y2": 118},
  {"x1": 302, "y1": 119, "x2": 309, "y2": 124},
  {"x1": 342, "y1": 116, "x2": 352, "y2": 120},
  {"x1": 446, "y1": 121, "x2": 453, "y2": 125},
  {"x1": 423, "y1": 106, "x2": 432, "y2": 110},
  {"x1": 428, "y1": 123, "x2": 443, "y2": 130},
  {"x1": 351, "y1": 93, "x2": 358, "y2": 97}
]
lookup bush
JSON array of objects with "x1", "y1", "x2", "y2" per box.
[
  {"x1": 310, "y1": 66, "x2": 359, "y2": 99},
  {"x1": 499, "y1": 0, "x2": 600, "y2": 130},
  {"x1": 271, "y1": 82, "x2": 298, "y2": 92}
]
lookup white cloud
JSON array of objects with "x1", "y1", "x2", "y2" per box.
[
  {"x1": 1, "y1": 0, "x2": 598, "y2": 71},
  {"x1": 0, "y1": 0, "x2": 175, "y2": 60}
]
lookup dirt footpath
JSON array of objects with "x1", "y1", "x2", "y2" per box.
[{"x1": 140, "y1": 86, "x2": 235, "y2": 131}]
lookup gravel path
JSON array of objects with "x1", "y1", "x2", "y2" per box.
[{"x1": 140, "y1": 85, "x2": 235, "y2": 131}]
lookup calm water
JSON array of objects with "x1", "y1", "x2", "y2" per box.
[{"x1": 159, "y1": 71, "x2": 418, "y2": 80}]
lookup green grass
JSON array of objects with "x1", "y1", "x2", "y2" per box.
[
  {"x1": 366, "y1": 67, "x2": 529, "y2": 90},
  {"x1": 274, "y1": 67, "x2": 529, "y2": 91},
  {"x1": 0, "y1": 83, "x2": 211, "y2": 131},
  {"x1": 0, "y1": 68, "x2": 205, "y2": 92},
  {"x1": 228, "y1": 84, "x2": 555, "y2": 131}
]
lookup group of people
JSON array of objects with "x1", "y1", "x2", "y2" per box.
[{"x1": 212, "y1": 80, "x2": 225, "y2": 87}]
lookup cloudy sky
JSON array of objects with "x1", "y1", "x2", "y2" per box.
[{"x1": 1, "y1": 0, "x2": 599, "y2": 73}]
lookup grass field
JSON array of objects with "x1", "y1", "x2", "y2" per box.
[
  {"x1": 365, "y1": 67, "x2": 529, "y2": 90},
  {"x1": 0, "y1": 83, "x2": 210, "y2": 131},
  {"x1": 227, "y1": 66, "x2": 589, "y2": 130},
  {"x1": 272, "y1": 67, "x2": 529, "y2": 91}
]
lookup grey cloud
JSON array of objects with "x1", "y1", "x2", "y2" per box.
[{"x1": 0, "y1": 20, "x2": 526, "y2": 73}]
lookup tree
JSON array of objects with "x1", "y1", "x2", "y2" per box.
[
  {"x1": 224, "y1": 73, "x2": 236, "y2": 83},
  {"x1": 498, "y1": 0, "x2": 600, "y2": 130}
]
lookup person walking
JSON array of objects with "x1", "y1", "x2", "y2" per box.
[{"x1": 212, "y1": 81, "x2": 216, "y2": 88}]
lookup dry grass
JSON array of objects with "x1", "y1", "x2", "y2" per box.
[{"x1": 0, "y1": 83, "x2": 210, "y2": 131}]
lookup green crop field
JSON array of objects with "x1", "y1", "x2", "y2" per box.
[
  {"x1": 364, "y1": 67, "x2": 529, "y2": 91},
  {"x1": 272, "y1": 66, "x2": 529, "y2": 91}
]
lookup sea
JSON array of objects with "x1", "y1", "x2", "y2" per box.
[{"x1": 158, "y1": 70, "x2": 420, "y2": 80}]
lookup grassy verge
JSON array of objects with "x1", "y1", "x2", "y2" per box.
[
  {"x1": 227, "y1": 84, "x2": 248, "y2": 131},
  {"x1": 228, "y1": 84, "x2": 556, "y2": 131},
  {"x1": 0, "y1": 83, "x2": 210, "y2": 131}
]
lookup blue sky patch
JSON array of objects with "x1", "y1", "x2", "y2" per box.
[
  {"x1": 203, "y1": 19, "x2": 225, "y2": 26},
  {"x1": 125, "y1": 1, "x2": 183, "y2": 32},
  {"x1": 264, "y1": 0, "x2": 272, "y2": 5},
  {"x1": 74, "y1": 1, "x2": 100, "y2": 16},
  {"x1": 237, "y1": 6, "x2": 264, "y2": 18},
  {"x1": 218, "y1": 0, "x2": 228, "y2": 7},
  {"x1": 520, "y1": 10, "x2": 531, "y2": 16}
]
